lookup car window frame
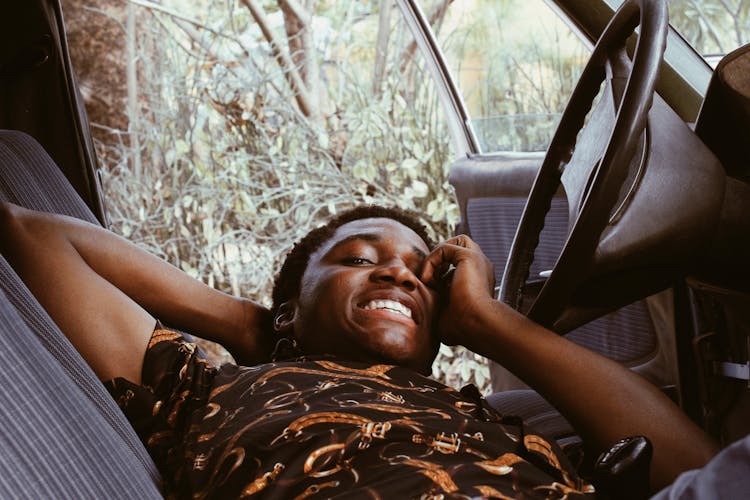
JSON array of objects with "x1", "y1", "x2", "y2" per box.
[
  {"x1": 398, "y1": 0, "x2": 716, "y2": 159},
  {"x1": 396, "y1": 0, "x2": 480, "y2": 158}
]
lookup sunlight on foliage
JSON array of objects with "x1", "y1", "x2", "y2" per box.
[
  {"x1": 668, "y1": 0, "x2": 748, "y2": 56},
  {"x1": 77, "y1": 0, "x2": 598, "y2": 395},
  {"x1": 94, "y1": 0, "x2": 490, "y2": 390}
]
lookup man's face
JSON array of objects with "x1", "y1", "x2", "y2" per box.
[{"x1": 290, "y1": 218, "x2": 439, "y2": 373}]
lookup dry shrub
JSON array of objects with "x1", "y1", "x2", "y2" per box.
[{"x1": 69, "y1": 0, "x2": 492, "y2": 394}]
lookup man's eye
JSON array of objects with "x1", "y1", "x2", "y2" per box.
[{"x1": 343, "y1": 257, "x2": 372, "y2": 265}]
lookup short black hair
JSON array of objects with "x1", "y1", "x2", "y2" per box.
[{"x1": 271, "y1": 205, "x2": 434, "y2": 314}]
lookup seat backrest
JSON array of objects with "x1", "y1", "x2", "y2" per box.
[
  {"x1": 0, "y1": 129, "x2": 161, "y2": 496},
  {"x1": 465, "y1": 196, "x2": 658, "y2": 363},
  {"x1": 449, "y1": 158, "x2": 677, "y2": 392},
  {"x1": 0, "y1": 282, "x2": 162, "y2": 498}
]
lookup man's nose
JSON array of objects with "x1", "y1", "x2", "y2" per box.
[{"x1": 371, "y1": 262, "x2": 418, "y2": 291}]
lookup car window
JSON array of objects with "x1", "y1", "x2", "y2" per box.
[
  {"x1": 74, "y1": 0, "x2": 460, "y2": 293},
  {"x1": 67, "y1": 0, "x2": 487, "y2": 387},
  {"x1": 418, "y1": 0, "x2": 590, "y2": 154},
  {"x1": 667, "y1": 0, "x2": 749, "y2": 65}
]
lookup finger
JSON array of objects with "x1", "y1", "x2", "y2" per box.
[
  {"x1": 444, "y1": 234, "x2": 482, "y2": 251},
  {"x1": 422, "y1": 235, "x2": 483, "y2": 277},
  {"x1": 420, "y1": 242, "x2": 466, "y2": 284}
]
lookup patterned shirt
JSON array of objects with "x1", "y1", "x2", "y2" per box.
[{"x1": 106, "y1": 328, "x2": 594, "y2": 499}]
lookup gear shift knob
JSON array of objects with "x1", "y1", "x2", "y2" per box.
[{"x1": 593, "y1": 435, "x2": 653, "y2": 499}]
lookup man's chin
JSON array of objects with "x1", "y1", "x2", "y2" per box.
[
  {"x1": 338, "y1": 324, "x2": 434, "y2": 371},
  {"x1": 362, "y1": 343, "x2": 435, "y2": 375}
]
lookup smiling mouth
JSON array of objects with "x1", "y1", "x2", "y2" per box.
[{"x1": 360, "y1": 299, "x2": 413, "y2": 320}]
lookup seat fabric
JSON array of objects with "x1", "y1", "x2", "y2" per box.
[
  {"x1": 0, "y1": 283, "x2": 162, "y2": 498},
  {"x1": 0, "y1": 129, "x2": 161, "y2": 495},
  {"x1": 485, "y1": 389, "x2": 575, "y2": 440},
  {"x1": 453, "y1": 165, "x2": 676, "y2": 452},
  {"x1": 466, "y1": 196, "x2": 657, "y2": 363}
]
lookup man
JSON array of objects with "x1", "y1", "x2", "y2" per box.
[{"x1": 0, "y1": 202, "x2": 716, "y2": 498}]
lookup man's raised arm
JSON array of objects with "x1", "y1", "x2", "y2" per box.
[
  {"x1": 422, "y1": 234, "x2": 718, "y2": 491},
  {"x1": 0, "y1": 202, "x2": 273, "y2": 371}
]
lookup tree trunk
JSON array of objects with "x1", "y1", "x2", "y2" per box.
[
  {"x1": 372, "y1": 0, "x2": 392, "y2": 97},
  {"x1": 126, "y1": 2, "x2": 142, "y2": 180},
  {"x1": 240, "y1": 0, "x2": 315, "y2": 118}
]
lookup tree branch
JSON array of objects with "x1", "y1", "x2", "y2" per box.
[
  {"x1": 126, "y1": 2, "x2": 142, "y2": 180},
  {"x1": 278, "y1": 0, "x2": 307, "y2": 82},
  {"x1": 279, "y1": 0, "x2": 310, "y2": 25},
  {"x1": 240, "y1": 0, "x2": 314, "y2": 117},
  {"x1": 372, "y1": 0, "x2": 392, "y2": 97},
  {"x1": 684, "y1": 0, "x2": 726, "y2": 52},
  {"x1": 278, "y1": 0, "x2": 323, "y2": 119},
  {"x1": 127, "y1": 0, "x2": 228, "y2": 40},
  {"x1": 128, "y1": 0, "x2": 260, "y2": 64},
  {"x1": 299, "y1": 0, "x2": 322, "y2": 118}
]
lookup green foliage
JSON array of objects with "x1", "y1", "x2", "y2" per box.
[
  {"x1": 434, "y1": 0, "x2": 588, "y2": 153},
  {"x1": 668, "y1": 0, "x2": 748, "y2": 55},
  {"x1": 95, "y1": 0, "x2": 587, "y2": 394},
  {"x1": 100, "y1": 0, "x2": 470, "y2": 385}
]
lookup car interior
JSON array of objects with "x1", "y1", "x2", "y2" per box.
[{"x1": 1, "y1": 0, "x2": 748, "y2": 497}]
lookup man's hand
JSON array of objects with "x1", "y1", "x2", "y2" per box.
[
  {"x1": 422, "y1": 233, "x2": 717, "y2": 490},
  {"x1": 420, "y1": 234, "x2": 495, "y2": 348},
  {"x1": 2, "y1": 202, "x2": 276, "y2": 377},
  {"x1": 223, "y1": 300, "x2": 275, "y2": 366}
]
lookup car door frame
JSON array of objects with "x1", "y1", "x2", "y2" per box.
[{"x1": 1, "y1": 0, "x2": 106, "y2": 224}]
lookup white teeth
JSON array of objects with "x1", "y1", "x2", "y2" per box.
[{"x1": 363, "y1": 299, "x2": 412, "y2": 319}]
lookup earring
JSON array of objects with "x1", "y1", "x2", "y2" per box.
[
  {"x1": 270, "y1": 336, "x2": 302, "y2": 362},
  {"x1": 273, "y1": 314, "x2": 289, "y2": 331},
  {"x1": 273, "y1": 303, "x2": 295, "y2": 332}
]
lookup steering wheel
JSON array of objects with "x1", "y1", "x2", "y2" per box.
[{"x1": 499, "y1": 0, "x2": 669, "y2": 331}]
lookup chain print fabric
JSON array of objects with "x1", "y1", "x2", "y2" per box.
[{"x1": 105, "y1": 328, "x2": 594, "y2": 499}]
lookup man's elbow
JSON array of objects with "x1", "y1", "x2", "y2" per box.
[
  {"x1": 0, "y1": 202, "x2": 37, "y2": 257},
  {"x1": 0, "y1": 201, "x2": 20, "y2": 251}
]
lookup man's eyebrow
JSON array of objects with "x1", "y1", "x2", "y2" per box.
[
  {"x1": 336, "y1": 233, "x2": 381, "y2": 246},
  {"x1": 329, "y1": 232, "x2": 427, "y2": 260}
]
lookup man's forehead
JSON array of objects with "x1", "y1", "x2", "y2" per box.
[{"x1": 315, "y1": 218, "x2": 430, "y2": 258}]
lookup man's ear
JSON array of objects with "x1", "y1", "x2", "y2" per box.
[{"x1": 273, "y1": 300, "x2": 297, "y2": 334}]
